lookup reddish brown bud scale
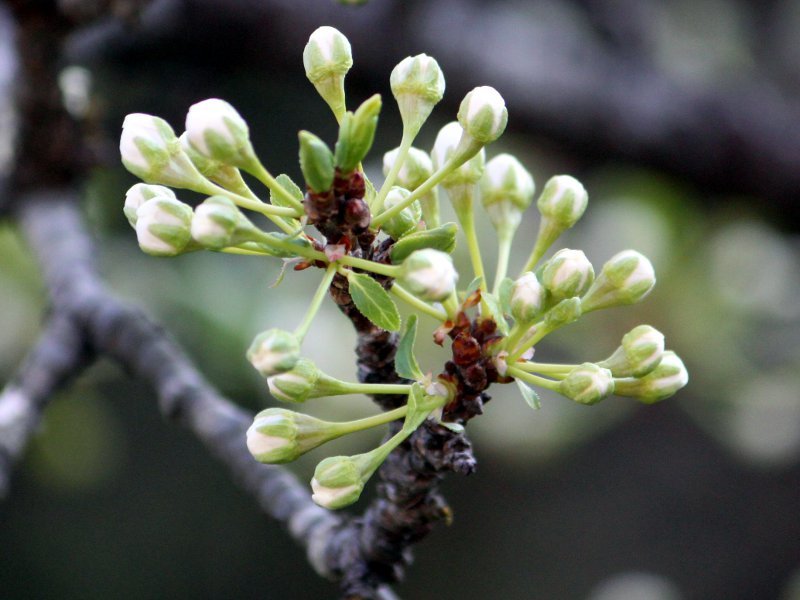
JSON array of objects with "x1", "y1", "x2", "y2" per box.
[{"x1": 452, "y1": 333, "x2": 481, "y2": 366}]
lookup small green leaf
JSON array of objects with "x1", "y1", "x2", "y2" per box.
[
  {"x1": 389, "y1": 222, "x2": 458, "y2": 264},
  {"x1": 498, "y1": 277, "x2": 514, "y2": 314},
  {"x1": 516, "y1": 378, "x2": 541, "y2": 410},
  {"x1": 272, "y1": 174, "x2": 304, "y2": 208},
  {"x1": 299, "y1": 131, "x2": 335, "y2": 193},
  {"x1": 465, "y1": 276, "x2": 483, "y2": 299},
  {"x1": 347, "y1": 271, "x2": 401, "y2": 331},
  {"x1": 395, "y1": 314, "x2": 424, "y2": 381},
  {"x1": 482, "y1": 292, "x2": 509, "y2": 335},
  {"x1": 438, "y1": 421, "x2": 464, "y2": 434},
  {"x1": 402, "y1": 383, "x2": 440, "y2": 433}
]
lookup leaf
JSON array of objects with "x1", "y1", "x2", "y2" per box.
[
  {"x1": 272, "y1": 174, "x2": 304, "y2": 208},
  {"x1": 438, "y1": 421, "x2": 464, "y2": 434},
  {"x1": 482, "y1": 292, "x2": 509, "y2": 335},
  {"x1": 389, "y1": 222, "x2": 458, "y2": 264},
  {"x1": 498, "y1": 277, "x2": 514, "y2": 314},
  {"x1": 395, "y1": 314, "x2": 424, "y2": 381},
  {"x1": 516, "y1": 378, "x2": 541, "y2": 410},
  {"x1": 347, "y1": 271, "x2": 401, "y2": 332},
  {"x1": 465, "y1": 276, "x2": 483, "y2": 299},
  {"x1": 402, "y1": 383, "x2": 442, "y2": 434}
]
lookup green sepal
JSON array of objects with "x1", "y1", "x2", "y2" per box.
[
  {"x1": 516, "y1": 378, "x2": 541, "y2": 410},
  {"x1": 299, "y1": 131, "x2": 335, "y2": 193},
  {"x1": 347, "y1": 271, "x2": 401, "y2": 332},
  {"x1": 402, "y1": 383, "x2": 443, "y2": 434},
  {"x1": 482, "y1": 291, "x2": 509, "y2": 335},
  {"x1": 498, "y1": 277, "x2": 514, "y2": 314},
  {"x1": 389, "y1": 222, "x2": 457, "y2": 264},
  {"x1": 334, "y1": 94, "x2": 382, "y2": 173},
  {"x1": 256, "y1": 233, "x2": 313, "y2": 258},
  {"x1": 395, "y1": 314, "x2": 424, "y2": 381}
]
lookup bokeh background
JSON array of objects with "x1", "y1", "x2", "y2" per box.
[{"x1": 2, "y1": 0, "x2": 800, "y2": 598}]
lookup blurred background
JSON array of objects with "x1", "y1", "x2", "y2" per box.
[{"x1": 1, "y1": 0, "x2": 800, "y2": 598}]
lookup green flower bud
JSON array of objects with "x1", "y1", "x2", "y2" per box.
[
  {"x1": 190, "y1": 196, "x2": 241, "y2": 249},
  {"x1": 558, "y1": 363, "x2": 615, "y2": 405},
  {"x1": 267, "y1": 358, "x2": 321, "y2": 403},
  {"x1": 543, "y1": 297, "x2": 583, "y2": 330},
  {"x1": 431, "y1": 122, "x2": 485, "y2": 187},
  {"x1": 537, "y1": 175, "x2": 588, "y2": 227},
  {"x1": 298, "y1": 131, "x2": 335, "y2": 193},
  {"x1": 390, "y1": 54, "x2": 445, "y2": 138},
  {"x1": 247, "y1": 408, "x2": 336, "y2": 464},
  {"x1": 541, "y1": 248, "x2": 594, "y2": 301},
  {"x1": 134, "y1": 196, "x2": 193, "y2": 256},
  {"x1": 310, "y1": 454, "x2": 368, "y2": 510},
  {"x1": 124, "y1": 183, "x2": 175, "y2": 228},
  {"x1": 247, "y1": 329, "x2": 301, "y2": 376},
  {"x1": 179, "y1": 133, "x2": 251, "y2": 196},
  {"x1": 303, "y1": 26, "x2": 353, "y2": 119},
  {"x1": 184, "y1": 99, "x2": 254, "y2": 168},
  {"x1": 598, "y1": 325, "x2": 665, "y2": 378},
  {"x1": 457, "y1": 86, "x2": 508, "y2": 144},
  {"x1": 389, "y1": 222, "x2": 458, "y2": 264},
  {"x1": 382, "y1": 146, "x2": 433, "y2": 192},
  {"x1": 510, "y1": 272, "x2": 546, "y2": 324},
  {"x1": 580, "y1": 250, "x2": 656, "y2": 312},
  {"x1": 480, "y1": 153, "x2": 535, "y2": 235},
  {"x1": 334, "y1": 94, "x2": 382, "y2": 173},
  {"x1": 399, "y1": 248, "x2": 459, "y2": 302},
  {"x1": 381, "y1": 186, "x2": 422, "y2": 239},
  {"x1": 614, "y1": 350, "x2": 689, "y2": 403},
  {"x1": 120, "y1": 113, "x2": 205, "y2": 189}
]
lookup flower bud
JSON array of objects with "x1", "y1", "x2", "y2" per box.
[
  {"x1": 381, "y1": 186, "x2": 422, "y2": 240},
  {"x1": 479, "y1": 153, "x2": 535, "y2": 235},
  {"x1": 190, "y1": 196, "x2": 241, "y2": 249},
  {"x1": 298, "y1": 130, "x2": 335, "y2": 193},
  {"x1": 310, "y1": 455, "x2": 366, "y2": 510},
  {"x1": 390, "y1": 54, "x2": 445, "y2": 137},
  {"x1": 399, "y1": 248, "x2": 459, "y2": 302},
  {"x1": 247, "y1": 408, "x2": 335, "y2": 464},
  {"x1": 303, "y1": 26, "x2": 353, "y2": 118},
  {"x1": 267, "y1": 358, "x2": 321, "y2": 403},
  {"x1": 580, "y1": 250, "x2": 656, "y2": 312},
  {"x1": 124, "y1": 183, "x2": 175, "y2": 228},
  {"x1": 543, "y1": 297, "x2": 583, "y2": 330},
  {"x1": 537, "y1": 175, "x2": 588, "y2": 227},
  {"x1": 510, "y1": 272, "x2": 545, "y2": 323},
  {"x1": 179, "y1": 133, "x2": 251, "y2": 196},
  {"x1": 457, "y1": 86, "x2": 508, "y2": 144},
  {"x1": 247, "y1": 329, "x2": 301, "y2": 376},
  {"x1": 120, "y1": 113, "x2": 205, "y2": 189},
  {"x1": 134, "y1": 196, "x2": 193, "y2": 256},
  {"x1": 184, "y1": 99, "x2": 254, "y2": 168},
  {"x1": 598, "y1": 325, "x2": 665, "y2": 378},
  {"x1": 614, "y1": 350, "x2": 688, "y2": 403},
  {"x1": 541, "y1": 249, "x2": 594, "y2": 301},
  {"x1": 431, "y1": 122, "x2": 485, "y2": 187},
  {"x1": 383, "y1": 146, "x2": 433, "y2": 192},
  {"x1": 558, "y1": 363, "x2": 615, "y2": 405},
  {"x1": 334, "y1": 94, "x2": 382, "y2": 173},
  {"x1": 389, "y1": 222, "x2": 458, "y2": 264}
]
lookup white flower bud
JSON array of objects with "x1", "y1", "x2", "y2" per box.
[
  {"x1": 399, "y1": 248, "x2": 459, "y2": 303},
  {"x1": 184, "y1": 98, "x2": 254, "y2": 167},
  {"x1": 311, "y1": 455, "x2": 365, "y2": 510},
  {"x1": 599, "y1": 325, "x2": 665, "y2": 378},
  {"x1": 247, "y1": 329, "x2": 301, "y2": 377},
  {"x1": 190, "y1": 196, "x2": 241, "y2": 249},
  {"x1": 120, "y1": 113, "x2": 204, "y2": 189},
  {"x1": 457, "y1": 86, "x2": 508, "y2": 144},
  {"x1": 124, "y1": 183, "x2": 175, "y2": 228},
  {"x1": 559, "y1": 363, "x2": 615, "y2": 405},
  {"x1": 267, "y1": 358, "x2": 322, "y2": 403},
  {"x1": 537, "y1": 175, "x2": 588, "y2": 228},
  {"x1": 581, "y1": 250, "x2": 656, "y2": 312},
  {"x1": 431, "y1": 122, "x2": 485, "y2": 187},
  {"x1": 541, "y1": 249, "x2": 594, "y2": 301},
  {"x1": 134, "y1": 196, "x2": 193, "y2": 256},
  {"x1": 382, "y1": 186, "x2": 422, "y2": 240},
  {"x1": 247, "y1": 408, "x2": 333, "y2": 464},
  {"x1": 614, "y1": 351, "x2": 688, "y2": 403},
  {"x1": 303, "y1": 26, "x2": 353, "y2": 118},
  {"x1": 510, "y1": 272, "x2": 545, "y2": 323},
  {"x1": 390, "y1": 54, "x2": 445, "y2": 137},
  {"x1": 382, "y1": 146, "x2": 433, "y2": 192},
  {"x1": 480, "y1": 153, "x2": 535, "y2": 235}
]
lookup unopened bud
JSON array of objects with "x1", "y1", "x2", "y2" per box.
[
  {"x1": 247, "y1": 329, "x2": 301, "y2": 376},
  {"x1": 124, "y1": 183, "x2": 175, "y2": 228},
  {"x1": 431, "y1": 122, "x2": 485, "y2": 187},
  {"x1": 247, "y1": 408, "x2": 335, "y2": 464},
  {"x1": 390, "y1": 54, "x2": 445, "y2": 137},
  {"x1": 598, "y1": 325, "x2": 665, "y2": 378},
  {"x1": 480, "y1": 153, "x2": 535, "y2": 235},
  {"x1": 311, "y1": 454, "x2": 367, "y2": 510},
  {"x1": 399, "y1": 248, "x2": 459, "y2": 302},
  {"x1": 510, "y1": 272, "x2": 546, "y2": 323},
  {"x1": 334, "y1": 94, "x2": 382, "y2": 173},
  {"x1": 191, "y1": 196, "x2": 242, "y2": 249},
  {"x1": 267, "y1": 358, "x2": 321, "y2": 403},
  {"x1": 559, "y1": 363, "x2": 615, "y2": 405},
  {"x1": 581, "y1": 250, "x2": 656, "y2": 312},
  {"x1": 184, "y1": 99, "x2": 254, "y2": 168},
  {"x1": 381, "y1": 187, "x2": 421, "y2": 239},
  {"x1": 614, "y1": 350, "x2": 688, "y2": 403},
  {"x1": 457, "y1": 86, "x2": 508, "y2": 144},
  {"x1": 134, "y1": 196, "x2": 193, "y2": 256},
  {"x1": 537, "y1": 175, "x2": 588, "y2": 228},
  {"x1": 298, "y1": 131, "x2": 335, "y2": 193},
  {"x1": 541, "y1": 249, "x2": 594, "y2": 301},
  {"x1": 543, "y1": 297, "x2": 583, "y2": 330},
  {"x1": 179, "y1": 133, "x2": 251, "y2": 196},
  {"x1": 303, "y1": 26, "x2": 353, "y2": 118},
  {"x1": 383, "y1": 146, "x2": 433, "y2": 192}
]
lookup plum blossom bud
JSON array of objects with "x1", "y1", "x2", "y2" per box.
[
  {"x1": 510, "y1": 272, "x2": 545, "y2": 324},
  {"x1": 399, "y1": 248, "x2": 459, "y2": 302},
  {"x1": 537, "y1": 175, "x2": 588, "y2": 228},
  {"x1": 559, "y1": 363, "x2": 615, "y2": 405},
  {"x1": 390, "y1": 54, "x2": 445, "y2": 137},
  {"x1": 184, "y1": 99, "x2": 254, "y2": 167},
  {"x1": 120, "y1": 113, "x2": 205, "y2": 189},
  {"x1": 311, "y1": 454, "x2": 367, "y2": 510},
  {"x1": 303, "y1": 26, "x2": 353, "y2": 118},
  {"x1": 457, "y1": 86, "x2": 508, "y2": 144},
  {"x1": 480, "y1": 153, "x2": 535, "y2": 235},
  {"x1": 179, "y1": 133, "x2": 251, "y2": 196},
  {"x1": 134, "y1": 196, "x2": 193, "y2": 256},
  {"x1": 614, "y1": 351, "x2": 689, "y2": 403},
  {"x1": 267, "y1": 358, "x2": 321, "y2": 403},
  {"x1": 598, "y1": 325, "x2": 665, "y2": 378},
  {"x1": 381, "y1": 186, "x2": 422, "y2": 240},
  {"x1": 247, "y1": 408, "x2": 335, "y2": 464},
  {"x1": 124, "y1": 183, "x2": 175, "y2": 228},
  {"x1": 580, "y1": 250, "x2": 656, "y2": 312},
  {"x1": 383, "y1": 146, "x2": 433, "y2": 192},
  {"x1": 190, "y1": 196, "x2": 243, "y2": 249},
  {"x1": 541, "y1": 249, "x2": 594, "y2": 301},
  {"x1": 247, "y1": 329, "x2": 301, "y2": 376},
  {"x1": 543, "y1": 297, "x2": 583, "y2": 330},
  {"x1": 431, "y1": 122, "x2": 485, "y2": 187}
]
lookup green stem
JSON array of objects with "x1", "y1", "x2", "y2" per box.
[
  {"x1": 506, "y1": 321, "x2": 550, "y2": 364},
  {"x1": 492, "y1": 230, "x2": 514, "y2": 295},
  {"x1": 338, "y1": 255, "x2": 401, "y2": 278},
  {"x1": 346, "y1": 383, "x2": 414, "y2": 395},
  {"x1": 514, "y1": 361, "x2": 575, "y2": 377},
  {"x1": 244, "y1": 159, "x2": 305, "y2": 212},
  {"x1": 391, "y1": 283, "x2": 448, "y2": 321},
  {"x1": 220, "y1": 246, "x2": 271, "y2": 256},
  {"x1": 507, "y1": 366, "x2": 561, "y2": 392},
  {"x1": 442, "y1": 292, "x2": 460, "y2": 320},
  {"x1": 199, "y1": 181, "x2": 303, "y2": 236},
  {"x1": 331, "y1": 405, "x2": 409, "y2": 437},
  {"x1": 294, "y1": 263, "x2": 338, "y2": 342},
  {"x1": 373, "y1": 129, "x2": 415, "y2": 213},
  {"x1": 251, "y1": 231, "x2": 327, "y2": 262}
]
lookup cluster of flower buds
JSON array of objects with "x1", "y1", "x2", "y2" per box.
[{"x1": 119, "y1": 24, "x2": 687, "y2": 512}]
